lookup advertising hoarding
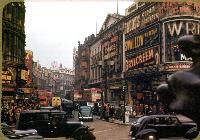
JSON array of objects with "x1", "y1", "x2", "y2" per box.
[{"x1": 162, "y1": 18, "x2": 200, "y2": 62}]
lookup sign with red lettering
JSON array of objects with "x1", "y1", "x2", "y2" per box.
[{"x1": 126, "y1": 46, "x2": 160, "y2": 71}]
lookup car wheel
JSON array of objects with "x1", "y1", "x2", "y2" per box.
[
  {"x1": 143, "y1": 133, "x2": 157, "y2": 140},
  {"x1": 74, "y1": 130, "x2": 96, "y2": 140}
]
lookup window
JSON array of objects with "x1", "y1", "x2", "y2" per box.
[{"x1": 35, "y1": 113, "x2": 49, "y2": 120}]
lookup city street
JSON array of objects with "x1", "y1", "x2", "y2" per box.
[
  {"x1": 67, "y1": 111, "x2": 133, "y2": 140},
  {"x1": 2, "y1": 1, "x2": 200, "y2": 140},
  {"x1": 82, "y1": 117, "x2": 131, "y2": 140}
]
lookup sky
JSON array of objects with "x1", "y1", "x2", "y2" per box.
[{"x1": 25, "y1": 0, "x2": 133, "y2": 69}]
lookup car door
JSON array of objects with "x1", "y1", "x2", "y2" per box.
[
  {"x1": 169, "y1": 116, "x2": 183, "y2": 137},
  {"x1": 34, "y1": 112, "x2": 51, "y2": 137},
  {"x1": 154, "y1": 116, "x2": 173, "y2": 138}
]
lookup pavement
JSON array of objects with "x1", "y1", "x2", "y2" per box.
[
  {"x1": 99, "y1": 116, "x2": 139, "y2": 126},
  {"x1": 99, "y1": 114, "x2": 195, "y2": 126}
]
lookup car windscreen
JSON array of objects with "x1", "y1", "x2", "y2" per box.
[
  {"x1": 136, "y1": 116, "x2": 149, "y2": 124},
  {"x1": 80, "y1": 108, "x2": 91, "y2": 116}
]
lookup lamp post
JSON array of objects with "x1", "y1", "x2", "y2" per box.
[{"x1": 122, "y1": 33, "x2": 126, "y2": 123}]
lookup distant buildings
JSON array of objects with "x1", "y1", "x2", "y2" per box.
[{"x1": 31, "y1": 60, "x2": 74, "y2": 100}]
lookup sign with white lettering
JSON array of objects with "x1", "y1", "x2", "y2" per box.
[
  {"x1": 163, "y1": 18, "x2": 200, "y2": 62},
  {"x1": 163, "y1": 62, "x2": 192, "y2": 72}
]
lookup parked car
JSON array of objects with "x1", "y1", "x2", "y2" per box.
[
  {"x1": 16, "y1": 109, "x2": 96, "y2": 140},
  {"x1": 78, "y1": 106, "x2": 93, "y2": 121},
  {"x1": 129, "y1": 115, "x2": 199, "y2": 140},
  {"x1": 1, "y1": 122, "x2": 43, "y2": 139}
]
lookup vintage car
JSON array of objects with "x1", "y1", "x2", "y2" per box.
[
  {"x1": 16, "y1": 110, "x2": 95, "y2": 140},
  {"x1": 129, "y1": 115, "x2": 199, "y2": 140},
  {"x1": 78, "y1": 106, "x2": 93, "y2": 121},
  {"x1": 1, "y1": 122, "x2": 43, "y2": 139}
]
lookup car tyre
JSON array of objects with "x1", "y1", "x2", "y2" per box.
[
  {"x1": 73, "y1": 130, "x2": 96, "y2": 140},
  {"x1": 143, "y1": 133, "x2": 157, "y2": 140}
]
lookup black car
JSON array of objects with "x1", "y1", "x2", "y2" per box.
[
  {"x1": 78, "y1": 106, "x2": 93, "y2": 121},
  {"x1": 16, "y1": 109, "x2": 96, "y2": 140},
  {"x1": 1, "y1": 122, "x2": 43, "y2": 139},
  {"x1": 129, "y1": 115, "x2": 199, "y2": 140}
]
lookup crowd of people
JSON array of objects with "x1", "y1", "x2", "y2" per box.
[
  {"x1": 1, "y1": 99, "x2": 40, "y2": 126},
  {"x1": 95, "y1": 103, "x2": 165, "y2": 122}
]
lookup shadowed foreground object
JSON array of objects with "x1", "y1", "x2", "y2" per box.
[{"x1": 157, "y1": 35, "x2": 200, "y2": 131}]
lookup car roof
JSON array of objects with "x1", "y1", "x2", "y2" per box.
[{"x1": 80, "y1": 106, "x2": 91, "y2": 108}]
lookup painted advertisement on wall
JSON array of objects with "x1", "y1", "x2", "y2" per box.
[
  {"x1": 125, "y1": 23, "x2": 160, "y2": 71},
  {"x1": 163, "y1": 18, "x2": 200, "y2": 62},
  {"x1": 125, "y1": 3, "x2": 159, "y2": 35}
]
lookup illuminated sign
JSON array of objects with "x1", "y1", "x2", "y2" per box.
[
  {"x1": 125, "y1": 5, "x2": 159, "y2": 34},
  {"x1": 2, "y1": 88, "x2": 15, "y2": 92},
  {"x1": 21, "y1": 70, "x2": 28, "y2": 81},
  {"x1": 163, "y1": 19, "x2": 200, "y2": 62},
  {"x1": 126, "y1": 24, "x2": 160, "y2": 52},
  {"x1": 126, "y1": 47, "x2": 159, "y2": 70},
  {"x1": 163, "y1": 62, "x2": 192, "y2": 72},
  {"x1": 2, "y1": 70, "x2": 13, "y2": 84}
]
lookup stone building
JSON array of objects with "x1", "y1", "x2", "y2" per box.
[
  {"x1": 2, "y1": 2, "x2": 27, "y2": 107},
  {"x1": 74, "y1": 35, "x2": 95, "y2": 96},
  {"x1": 124, "y1": 2, "x2": 200, "y2": 114}
]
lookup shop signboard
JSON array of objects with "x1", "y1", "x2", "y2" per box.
[
  {"x1": 126, "y1": 46, "x2": 160, "y2": 71},
  {"x1": 25, "y1": 50, "x2": 33, "y2": 84},
  {"x1": 21, "y1": 69, "x2": 28, "y2": 81},
  {"x1": 2, "y1": 70, "x2": 13, "y2": 84},
  {"x1": 163, "y1": 62, "x2": 192, "y2": 72},
  {"x1": 162, "y1": 18, "x2": 200, "y2": 63},
  {"x1": 125, "y1": 24, "x2": 160, "y2": 71},
  {"x1": 125, "y1": 3, "x2": 159, "y2": 34},
  {"x1": 125, "y1": 24, "x2": 160, "y2": 53}
]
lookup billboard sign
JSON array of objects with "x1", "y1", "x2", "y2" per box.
[{"x1": 163, "y1": 18, "x2": 200, "y2": 62}]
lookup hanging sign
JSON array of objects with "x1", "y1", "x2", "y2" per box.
[{"x1": 2, "y1": 70, "x2": 13, "y2": 84}]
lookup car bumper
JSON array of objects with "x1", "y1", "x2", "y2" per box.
[{"x1": 79, "y1": 117, "x2": 93, "y2": 121}]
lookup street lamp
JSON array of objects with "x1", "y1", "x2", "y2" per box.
[{"x1": 122, "y1": 33, "x2": 126, "y2": 123}]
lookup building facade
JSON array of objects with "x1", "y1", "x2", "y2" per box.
[
  {"x1": 124, "y1": 2, "x2": 200, "y2": 114},
  {"x1": 2, "y1": 2, "x2": 27, "y2": 109},
  {"x1": 74, "y1": 35, "x2": 95, "y2": 97},
  {"x1": 74, "y1": 2, "x2": 200, "y2": 111}
]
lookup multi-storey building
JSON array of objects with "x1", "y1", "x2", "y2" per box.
[
  {"x1": 89, "y1": 13, "x2": 125, "y2": 105},
  {"x1": 124, "y1": 2, "x2": 200, "y2": 114},
  {"x1": 75, "y1": 2, "x2": 200, "y2": 110},
  {"x1": 2, "y1": 2, "x2": 27, "y2": 108},
  {"x1": 74, "y1": 35, "x2": 95, "y2": 95}
]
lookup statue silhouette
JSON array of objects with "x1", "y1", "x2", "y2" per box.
[{"x1": 157, "y1": 35, "x2": 200, "y2": 131}]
